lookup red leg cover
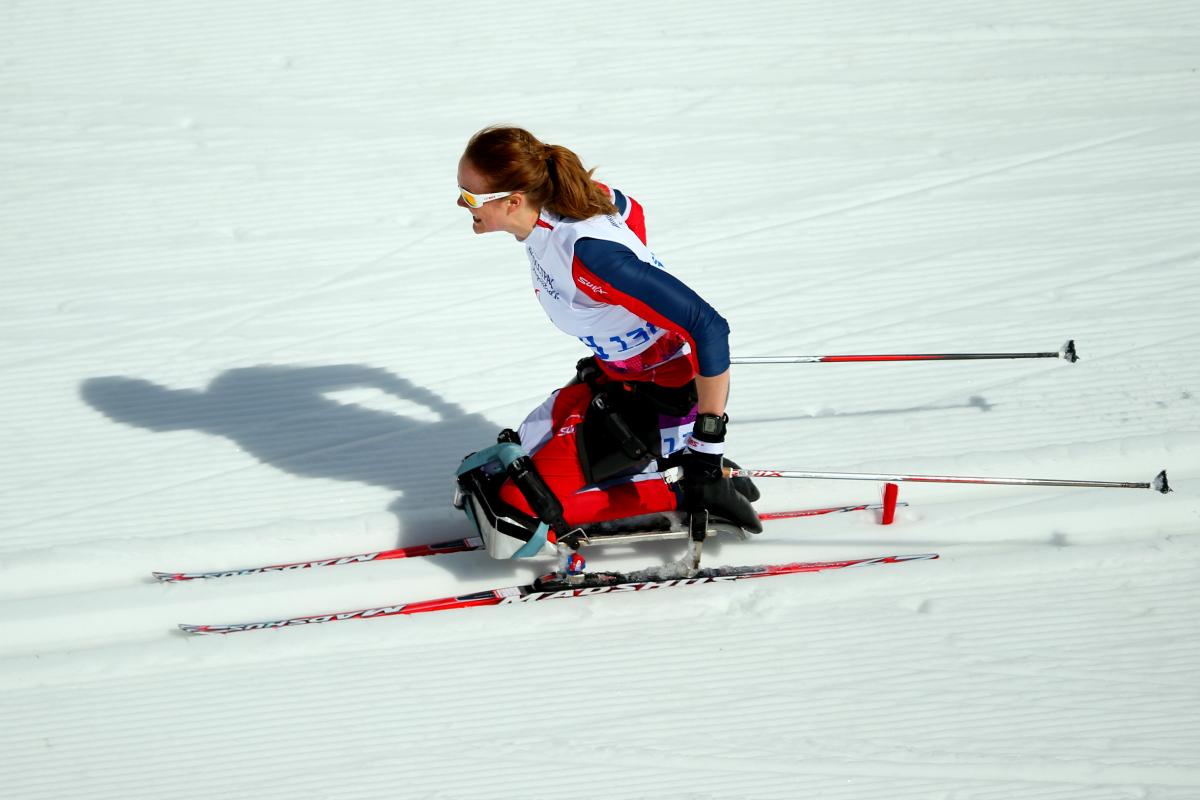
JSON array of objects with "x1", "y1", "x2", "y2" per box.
[{"x1": 498, "y1": 383, "x2": 678, "y2": 527}]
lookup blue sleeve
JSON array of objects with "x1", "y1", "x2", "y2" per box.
[{"x1": 574, "y1": 237, "x2": 731, "y2": 376}]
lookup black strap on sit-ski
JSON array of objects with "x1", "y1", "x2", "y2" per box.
[
  {"x1": 591, "y1": 393, "x2": 651, "y2": 461},
  {"x1": 507, "y1": 455, "x2": 570, "y2": 538}
]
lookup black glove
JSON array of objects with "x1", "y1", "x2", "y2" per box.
[{"x1": 681, "y1": 413, "x2": 762, "y2": 534}]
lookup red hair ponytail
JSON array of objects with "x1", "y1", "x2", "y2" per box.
[{"x1": 463, "y1": 126, "x2": 617, "y2": 220}]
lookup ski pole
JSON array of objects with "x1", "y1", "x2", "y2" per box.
[
  {"x1": 731, "y1": 340, "x2": 1078, "y2": 365},
  {"x1": 659, "y1": 466, "x2": 1168, "y2": 493},
  {"x1": 721, "y1": 467, "x2": 1170, "y2": 493}
]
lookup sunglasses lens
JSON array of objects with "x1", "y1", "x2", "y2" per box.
[{"x1": 460, "y1": 189, "x2": 482, "y2": 208}]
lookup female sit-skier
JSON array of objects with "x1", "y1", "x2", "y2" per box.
[{"x1": 452, "y1": 126, "x2": 760, "y2": 563}]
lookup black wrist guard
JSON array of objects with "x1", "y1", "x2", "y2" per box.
[{"x1": 692, "y1": 412, "x2": 728, "y2": 443}]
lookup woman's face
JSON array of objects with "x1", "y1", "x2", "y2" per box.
[{"x1": 457, "y1": 157, "x2": 511, "y2": 235}]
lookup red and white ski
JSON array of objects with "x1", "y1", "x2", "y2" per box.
[
  {"x1": 179, "y1": 553, "x2": 938, "y2": 635},
  {"x1": 155, "y1": 501, "x2": 904, "y2": 582},
  {"x1": 153, "y1": 537, "x2": 483, "y2": 582}
]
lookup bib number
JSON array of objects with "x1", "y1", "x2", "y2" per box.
[{"x1": 580, "y1": 324, "x2": 659, "y2": 361}]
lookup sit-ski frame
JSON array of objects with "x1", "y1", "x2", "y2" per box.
[{"x1": 553, "y1": 509, "x2": 727, "y2": 582}]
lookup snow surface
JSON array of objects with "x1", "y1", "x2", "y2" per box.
[{"x1": 3, "y1": 1, "x2": 1200, "y2": 797}]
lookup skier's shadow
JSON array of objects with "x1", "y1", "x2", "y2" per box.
[{"x1": 80, "y1": 365, "x2": 500, "y2": 543}]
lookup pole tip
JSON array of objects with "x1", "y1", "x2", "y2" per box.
[
  {"x1": 1152, "y1": 470, "x2": 1171, "y2": 494},
  {"x1": 1060, "y1": 339, "x2": 1079, "y2": 363}
]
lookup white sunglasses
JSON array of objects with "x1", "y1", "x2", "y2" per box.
[{"x1": 459, "y1": 186, "x2": 515, "y2": 209}]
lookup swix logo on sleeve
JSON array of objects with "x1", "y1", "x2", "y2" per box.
[{"x1": 576, "y1": 275, "x2": 606, "y2": 295}]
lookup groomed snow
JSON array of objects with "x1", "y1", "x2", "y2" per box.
[{"x1": 2, "y1": 1, "x2": 1199, "y2": 797}]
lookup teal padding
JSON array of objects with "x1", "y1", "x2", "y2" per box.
[
  {"x1": 512, "y1": 522, "x2": 550, "y2": 558},
  {"x1": 456, "y1": 441, "x2": 547, "y2": 557},
  {"x1": 455, "y1": 443, "x2": 526, "y2": 477}
]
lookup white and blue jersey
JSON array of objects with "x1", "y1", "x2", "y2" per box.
[{"x1": 522, "y1": 184, "x2": 730, "y2": 385}]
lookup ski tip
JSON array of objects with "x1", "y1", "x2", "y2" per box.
[
  {"x1": 1060, "y1": 339, "x2": 1079, "y2": 363},
  {"x1": 892, "y1": 553, "x2": 939, "y2": 563},
  {"x1": 1152, "y1": 470, "x2": 1171, "y2": 494},
  {"x1": 153, "y1": 572, "x2": 181, "y2": 582}
]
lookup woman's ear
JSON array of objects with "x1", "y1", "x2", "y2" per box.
[{"x1": 504, "y1": 192, "x2": 525, "y2": 214}]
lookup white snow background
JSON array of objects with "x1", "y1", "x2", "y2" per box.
[{"x1": 3, "y1": 1, "x2": 1200, "y2": 798}]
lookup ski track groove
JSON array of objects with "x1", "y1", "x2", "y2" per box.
[
  {"x1": 679, "y1": 125, "x2": 1175, "y2": 254},
  {"x1": 0, "y1": 227, "x2": 451, "y2": 374},
  {"x1": 731, "y1": 238, "x2": 1200, "y2": 359},
  {"x1": 728, "y1": 253, "x2": 1197, "y2": 378},
  {"x1": 3, "y1": 607, "x2": 1197, "y2": 797}
]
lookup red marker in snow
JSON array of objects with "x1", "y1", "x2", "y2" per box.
[{"x1": 881, "y1": 483, "x2": 899, "y2": 525}]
